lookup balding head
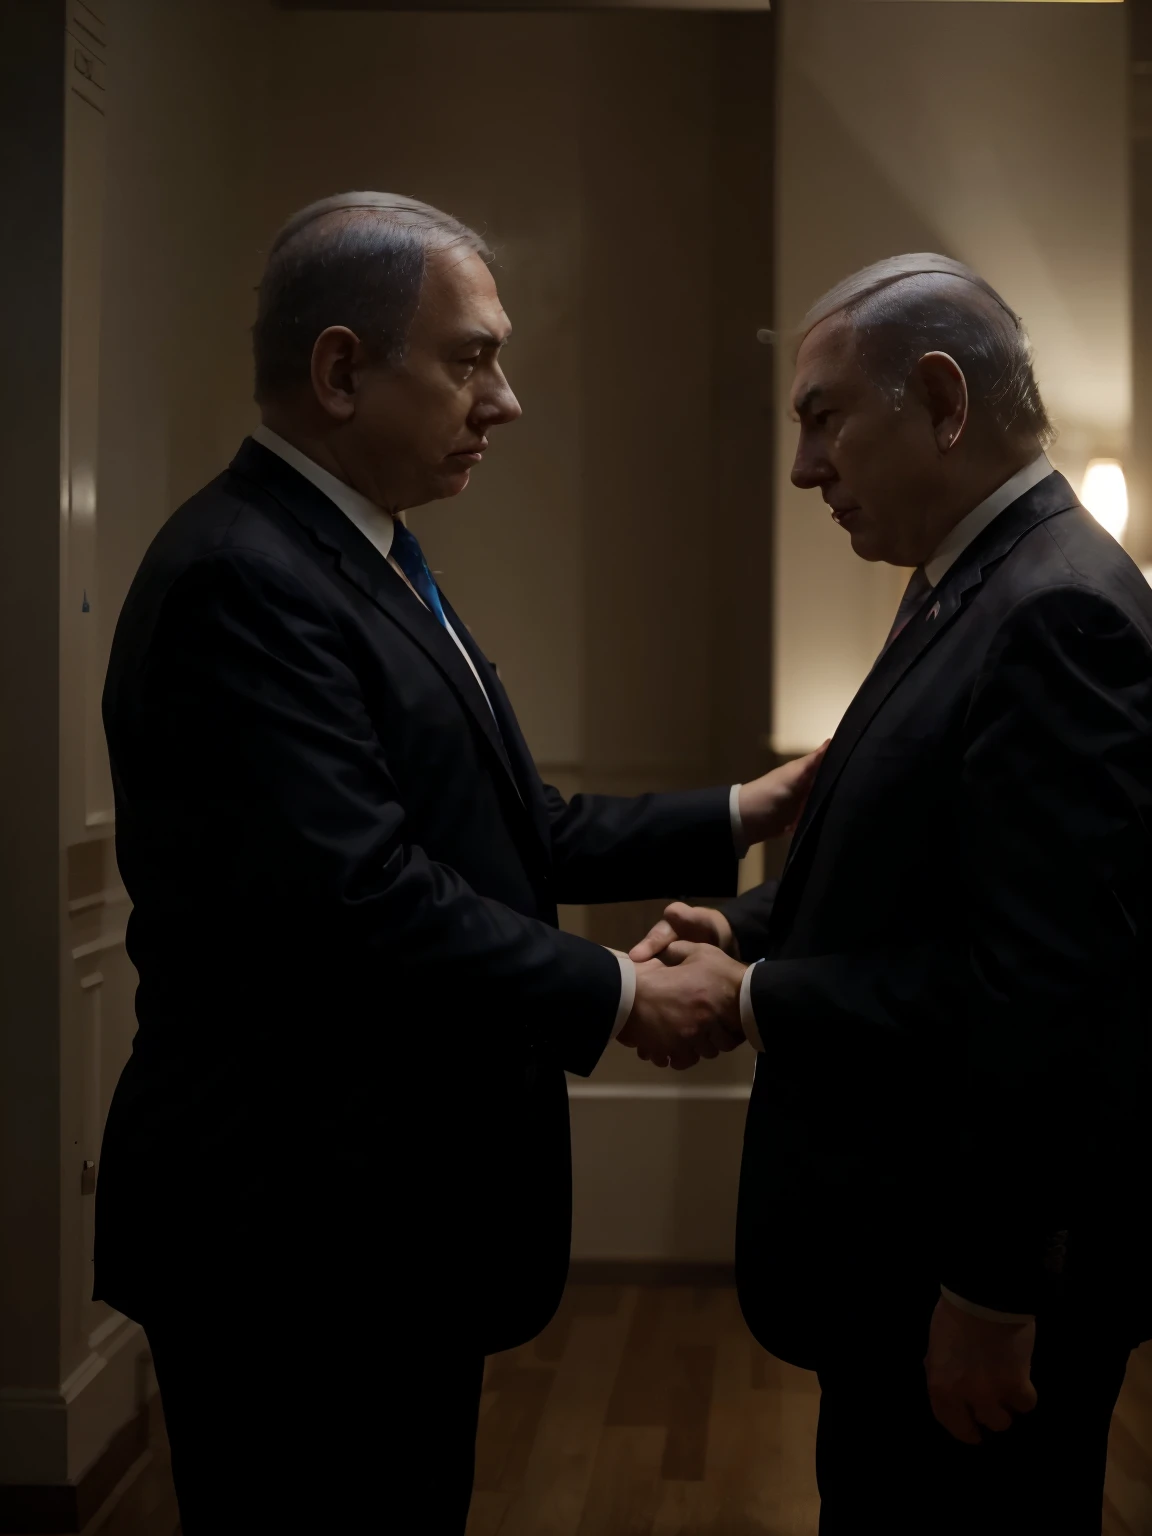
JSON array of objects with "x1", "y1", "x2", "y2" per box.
[
  {"x1": 253, "y1": 192, "x2": 492, "y2": 404},
  {"x1": 789, "y1": 254, "x2": 1051, "y2": 568},
  {"x1": 798, "y1": 253, "x2": 1051, "y2": 449},
  {"x1": 251, "y1": 191, "x2": 520, "y2": 515}
]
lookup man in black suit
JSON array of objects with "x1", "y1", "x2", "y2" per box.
[
  {"x1": 95, "y1": 192, "x2": 817, "y2": 1532},
  {"x1": 632, "y1": 254, "x2": 1152, "y2": 1533}
]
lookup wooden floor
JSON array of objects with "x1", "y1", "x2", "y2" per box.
[{"x1": 87, "y1": 1282, "x2": 1152, "y2": 1536}]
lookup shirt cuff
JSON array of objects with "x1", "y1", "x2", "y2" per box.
[
  {"x1": 939, "y1": 1286, "x2": 1035, "y2": 1325},
  {"x1": 740, "y1": 959, "x2": 764, "y2": 1052},
  {"x1": 608, "y1": 950, "x2": 636, "y2": 1040},
  {"x1": 729, "y1": 783, "x2": 749, "y2": 859}
]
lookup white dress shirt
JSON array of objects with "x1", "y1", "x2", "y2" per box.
[
  {"x1": 738, "y1": 453, "x2": 1053, "y2": 1051},
  {"x1": 252, "y1": 426, "x2": 747, "y2": 1040},
  {"x1": 252, "y1": 425, "x2": 496, "y2": 714}
]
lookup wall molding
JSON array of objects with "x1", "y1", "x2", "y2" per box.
[
  {"x1": 70, "y1": 930, "x2": 126, "y2": 962},
  {"x1": 568, "y1": 1260, "x2": 736, "y2": 1287},
  {"x1": 0, "y1": 1316, "x2": 150, "y2": 1491},
  {"x1": 0, "y1": 1402, "x2": 152, "y2": 1535},
  {"x1": 567, "y1": 1080, "x2": 751, "y2": 1101},
  {"x1": 569, "y1": 1085, "x2": 747, "y2": 1263},
  {"x1": 66, "y1": 885, "x2": 127, "y2": 917}
]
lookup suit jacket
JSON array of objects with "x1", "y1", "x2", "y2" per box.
[
  {"x1": 723, "y1": 473, "x2": 1152, "y2": 1367},
  {"x1": 94, "y1": 437, "x2": 737, "y2": 1351}
]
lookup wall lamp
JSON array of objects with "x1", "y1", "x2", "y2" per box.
[{"x1": 1080, "y1": 459, "x2": 1129, "y2": 545}]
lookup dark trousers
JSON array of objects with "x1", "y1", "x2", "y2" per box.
[
  {"x1": 814, "y1": 1297, "x2": 1132, "y2": 1536},
  {"x1": 144, "y1": 1299, "x2": 484, "y2": 1533}
]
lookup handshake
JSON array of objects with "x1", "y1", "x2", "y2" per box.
[
  {"x1": 615, "y1": 744, "x2": 827, "y2": 1071},
  {"x1": 619, "y1": 902, "x2": 746, "y2": 1071}
]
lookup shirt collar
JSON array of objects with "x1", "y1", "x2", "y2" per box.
[
  {"x1": 252, "y1": 423, "x2": 396, "y2": 563},
  {"x1": 924, "y1": 453, "x2": 1053, "y2": 587}
]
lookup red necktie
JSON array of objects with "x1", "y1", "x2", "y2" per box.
[{"x1": 882, "y1": 567, "x2": 933, "y2": 655}]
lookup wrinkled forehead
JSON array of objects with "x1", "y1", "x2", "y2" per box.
[
  {"x1": 789, "y1": 312, "x2": 866, "y2": 416},
  {"x1": 419, "y1": 245, "x2": 511, "y2": 340}
]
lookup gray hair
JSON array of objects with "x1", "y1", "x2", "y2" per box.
[
  {"x1": 799, "y1": 253, "x2": 1053, "y2": 447},
  {"x1": 252, "y1": 192, "x2": 492, "y2": 403}
]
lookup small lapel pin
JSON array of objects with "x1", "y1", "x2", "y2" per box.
[{"x1": 927, "y1": 601, "x2": 940, "y2": 622}]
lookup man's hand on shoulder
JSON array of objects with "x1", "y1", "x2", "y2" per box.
[
  {"x1": 737, "y1": 742, "x2": 829, "y2": 845},
  {"x1": 924, "y1": 1292, "x2": 1038, "y2": 1445}
]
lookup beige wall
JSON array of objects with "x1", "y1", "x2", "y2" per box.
[{"x1": 773, "y1": 0, "x2": 1129, "y2": 754}]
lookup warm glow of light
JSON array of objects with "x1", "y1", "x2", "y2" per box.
[{"x1": 1080, "y1": 460, "x2": 1128, "y2": 544}]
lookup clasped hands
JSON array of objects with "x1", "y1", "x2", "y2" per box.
[{"x1": 617, "y1": 747, "x2": 826, "y2": 1070}]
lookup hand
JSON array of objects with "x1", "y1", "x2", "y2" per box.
[
  {"x1": 618, "y1": 942, "x2": 747, "y2": 1070},
  {"x1": 924, "y1": 1293, "x2": 1038, "y2": 1445},
  {"x1": 629, "y1": 902, "x2": 738, "y2": 964},
  {"x1": 737, "y1": 742, "x2": 830, "y2": 844}
]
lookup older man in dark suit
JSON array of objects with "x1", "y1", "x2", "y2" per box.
[
  {"x1": 95, "y1": 192, "x2": 818, "y2": 1532},
  {"x1": 634, "y1": 254, "x2": 1152, "y2": 1535}
]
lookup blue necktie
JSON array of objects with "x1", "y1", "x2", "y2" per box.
[
  {"x1": 390, "y1": 519, "x2": 448, "y2": 628},
  {"x1": 390, "y1": 517, "x2": 526, "y2": 798}
]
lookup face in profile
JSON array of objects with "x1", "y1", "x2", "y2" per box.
[
  {"x1": 789, "y1": 314, "x2": 949, "y2": 568},
  {"x1": 344, "y1": 246, "x2": 522, "y2": 512}
]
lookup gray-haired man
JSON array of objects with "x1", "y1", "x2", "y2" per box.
[
  {"x1": 634, "y1": 254, "x2": 1152, "y2": 1533},
  {"x1": 94, "y1": 193, "x2": 818, "y2": 1530}
]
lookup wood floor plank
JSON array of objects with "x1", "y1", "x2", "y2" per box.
[
  {"x1": 465, "y1": 1491, "x2": 510, "y2": 1536},
  {"x1": 72, "y1": 1289, "x2": 1152, "y2": 1535},
  {"x1": 1118, "y1": 1349, "x2": 1152, "y2": 1445},
  {"x1": 473, "y1": 1363, "x2": 556, "y2": 1493},
  {"x1": 604, "y1": 1286, "x2": 675, "y2": 1430},
  {"x1": 660, "y1": 1344, "x2": 716, "y2": 1481},
  {"x1": 575, "y1": 1427, "x2": 665, "y2": 1536},
  {"x1": 707, "y1": 1290, "x2": 819, "y2": 1536},
  {"x1": 485, "y1": 1288, "x2": 639, "y2": 1536},
  {"x1": 650, "y1": 1476, "x2": 723, "y2": 1536},
  {"x1": 1105, "y1": 1491, "x2": 1138, "y2": 1536},
  {"x1": 1105, "y1": 1413, "x2": 1152, "y2": 1536}
]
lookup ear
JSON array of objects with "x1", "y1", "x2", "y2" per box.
[
  {"x1": 310, "y1": 326, "x2": 363, "y2": 423},
  {"x1": 914, "y1": 350, "x2": 968, "y2": 454}
]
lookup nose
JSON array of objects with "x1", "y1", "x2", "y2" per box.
[
  {"x1": 476, "y1": 365, "x2": 522, "y2": 429},
  {"x1": 791, "y1": 435, "x2": 832, "y2": 491}
]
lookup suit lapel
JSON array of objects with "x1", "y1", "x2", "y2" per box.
[
  {"x1": 438, "y1": 595, "x2": 553, "y2": 855},
  {"x1": 229, "y1": 439, "x2": 534, "y2": 827},
  {"x1": 781, "y1": 472, "x2": 1080, "y2": 882}
]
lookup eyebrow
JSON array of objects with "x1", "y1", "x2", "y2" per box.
[
  {"x1": 791, "y1": 385, "x2": 824, "y2": 422},
  {"x1": 457, "y1": 329, "x2": 510, "y2": 351}
]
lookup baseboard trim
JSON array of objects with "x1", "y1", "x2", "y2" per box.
[
  {"x1": 0, "y1": 1403, "x2": 151, "y2": 1534},
  {"x1": 567, "y1": 1081, "x2": 751, "y2": 1101},
  {"x1": 568, "y1": 1260, "x2": 735, "y2": 1287}
]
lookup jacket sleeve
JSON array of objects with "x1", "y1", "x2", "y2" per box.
[
  {"x1": 152, "y1": 549, "x2": 622, "y2": 1075},
  {"x1": 742, "y1": 586, "x2": 1152, "y2": 1312},
  {"x1": 721, "y1": 879, "x2": 780, "y2": 961},
  {"x1": 541, "y1": 784, "x2": 739, "y2": 906}
]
